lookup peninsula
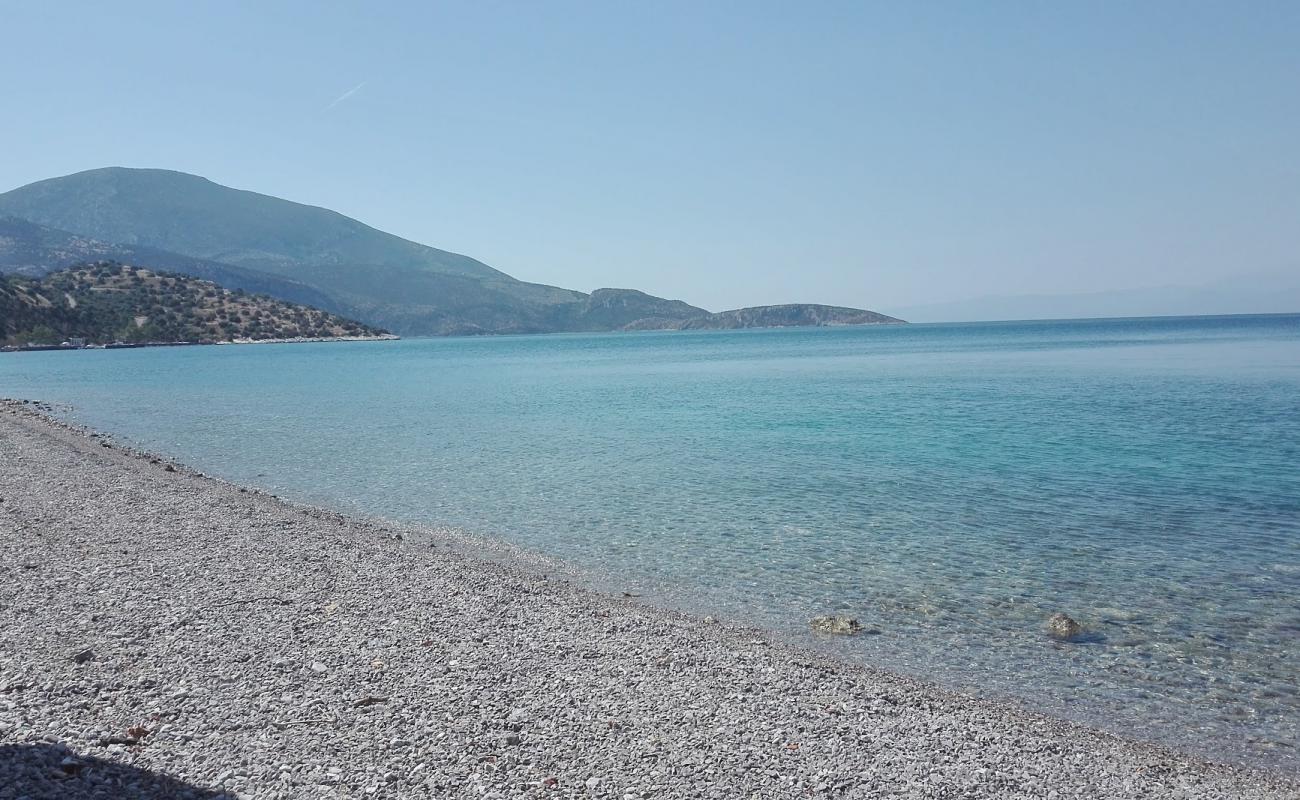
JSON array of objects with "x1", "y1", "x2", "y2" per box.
[{"x1": 628, "y1": 304, "x2": 904, "y2": 330}]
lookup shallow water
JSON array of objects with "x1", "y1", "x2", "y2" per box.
[{"x1": 4, "y1": 315, "x2": 1299, "y2": 769}]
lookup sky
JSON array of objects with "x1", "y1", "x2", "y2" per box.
[{"x1": 2, "y1": 1, "x2": 1298, "y2": 315}]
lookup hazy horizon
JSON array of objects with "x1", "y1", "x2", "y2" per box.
[{"x1": 3, "y1": 2, "x2": 1297, "y2": 318}]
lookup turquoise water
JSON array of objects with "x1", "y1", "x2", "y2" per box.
[{"x1": 4, "y1": 315, "x2": 1299, "y2": 768}]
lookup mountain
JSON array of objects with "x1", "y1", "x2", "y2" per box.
[
  {"x1": 1, "y1": 262, "x2": 389, "y2": 347},
  {"x1": 0, "y1": 169, "x2": 616, "y2": 335},
  {"x1": 0, "y1": 168, "x2": 901, "y2": 335},
  {"x1": 0, "y1": 168, "x2": 506, "y2": 280},
  {"x1": 0, "y1": 216, "x2": 340, "y2": 312},
  {"x1": 627, "y1": 304, "x2": 904, "y2": 331}
]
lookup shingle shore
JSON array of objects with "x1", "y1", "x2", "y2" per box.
[{"x1": 1, "y1": 400, "x2": 1296, "y2": 799}]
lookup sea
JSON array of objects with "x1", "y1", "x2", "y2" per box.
[{"x1": 4, "y1": 314, "x2": 1298, "y2": 769}]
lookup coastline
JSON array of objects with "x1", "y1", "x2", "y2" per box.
[
  {"x1": 0, "y1": 334, "x2": 400, "y2": 354},
  {"x1": 1, "y1": 399, "x2": 1296, "y2": 799}
]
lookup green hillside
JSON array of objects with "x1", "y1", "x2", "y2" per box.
[
  {"x1": 0, "y1": 215, "x2": 341, "y2": 312},
  {"x1": 1, "y1": 262, "x2": 388, "y2": 347}
]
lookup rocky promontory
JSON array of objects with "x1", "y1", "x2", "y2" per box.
[{"x1": 626, "y1": 303, "x2": 905, "y2": 331}]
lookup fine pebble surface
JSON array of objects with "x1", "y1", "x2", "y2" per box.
[{"x1": 1, "y1": 401, "x2": 1297, "y2": 800}]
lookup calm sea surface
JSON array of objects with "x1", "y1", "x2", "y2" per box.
[{"x1": 4, "y1": 315, "x2": 1299, "y2": 768}]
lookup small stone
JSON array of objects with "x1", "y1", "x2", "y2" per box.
[
  {"x1": 586, "y1": 777, "x2": 601, "y2": 790},
  {"x1": 1047, "y1": 613, "x2": 1083, "y2": 641},
  {"x1": 71, "y1": 649, "x2": 95, "y2": 664},
  {"x1": 809, "y1": 616, "x2": 863, "y2": 635},
  {"x1": 311, "y1": 661, "x2": 328, "y2": 673},
  {"x1": 505, "y1": 734, "x2": 522, "y2": 746}
]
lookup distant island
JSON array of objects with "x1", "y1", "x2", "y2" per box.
[
  {"x1": 0, "y1": 168, "x2": 905, "y2": 336},
  {"x1": 0, "y1": 262, "x2": 392, "y2": 350},
  {"x1": 628, "y1": 304, "x2": 903, "y2": 330}
]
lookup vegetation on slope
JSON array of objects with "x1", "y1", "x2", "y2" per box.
[
  {"x1": 0, "y1": 215, "x2": 343, "y2": 312},
  {"x1": 0, "y1": 262, "x2": 388, "y2": 347}
]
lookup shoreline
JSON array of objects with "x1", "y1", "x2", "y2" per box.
[
  {"x1": 0, "y1": 334, "x2": 400, "y2": 354},
  {"x1": 1, "y1": 399, "x2": 1297, "y2": 798}
]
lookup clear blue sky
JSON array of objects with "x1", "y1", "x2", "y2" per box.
[{"x1": 2, "y1": 1, "x2": 1297, "y2": 313}]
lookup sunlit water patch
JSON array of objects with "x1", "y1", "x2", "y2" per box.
[{"x1": 4, "y1": 315, "x2": 1299, "y2": 769}]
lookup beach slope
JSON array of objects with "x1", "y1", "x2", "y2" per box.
[{"x1": 0, "y1": 402, "x2": 1295, "y2": 799}]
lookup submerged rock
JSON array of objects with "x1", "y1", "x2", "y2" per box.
[
  {"x1": 810, "y1": 615, "x2": 863, "y2": 635},
  {"x1": 1047, "y1": 613, "x2": 1083, "y2": 641}
]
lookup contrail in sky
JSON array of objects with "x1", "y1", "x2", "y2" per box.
[{"x1": 324, "y1": 81, "x2": 366, "y2": 111}]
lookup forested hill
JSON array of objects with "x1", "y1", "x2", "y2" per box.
[{"x1": 1, "y1": 262, "x2": 391, "y2": 348}]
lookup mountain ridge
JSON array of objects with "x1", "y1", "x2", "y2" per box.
[
  {"x1": 0, "y1": 168, "x2": 508, "y2": 280},
  {"x1": 0, "y1": 168, "x2": 904, "y2": 335}
]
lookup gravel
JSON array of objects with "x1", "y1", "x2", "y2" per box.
[{"x1": 1, "y1": 399, "x2": 1297, "y2": 799}]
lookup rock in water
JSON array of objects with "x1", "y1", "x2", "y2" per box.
[
  {"x1": 810, "y1": 615, "x2": 863, "y2": 635},
  {"x1": 1047, "y1": 613, "x2": 1083, "y2": 641}
]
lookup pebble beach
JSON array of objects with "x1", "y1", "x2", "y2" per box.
[{"x1": 1, "y1": 400, "x2": 1296, "y2": 799}]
